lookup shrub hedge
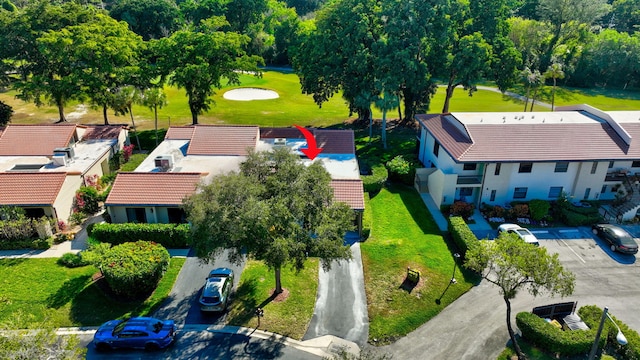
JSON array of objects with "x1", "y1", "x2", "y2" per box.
[
  {"x1": 516, "y1": 305, "x2": 640, "y2": 358},
  {"x1": 528, "y1": 199, "x2": 550, "y2": 221},
  {"x1": 559, "y1": 208, "x2": 602, "y2": 226},
  {"x1": 97, "y1": 241, "x2": 170, "y2": 300},
  {"x1": 91, "y1": 223, "x2": 190, "y2": 248},
  {"x1": 448, "y1": 216, "x2": 479, "y2": 257},
  {"x1": 362, "y1": 164, "x2": 388, "y2": 193},
  {"x1": 57, "y1": 252, "x2": 89, "y2": 268}
]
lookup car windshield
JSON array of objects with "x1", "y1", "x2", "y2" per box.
[
  {"x1": 202, "y1": 296, "x2": 221, "y2": 304},
  {"x1": 112, "y1": 320, "x2": 128, "y2": 335},
  {"x1": 515, "y1": 229, "x2": 532, "y2": 236}
]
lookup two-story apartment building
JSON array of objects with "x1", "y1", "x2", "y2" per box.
[{"x1": 416, "y1": 105, "x2": 640, "y2": 219}]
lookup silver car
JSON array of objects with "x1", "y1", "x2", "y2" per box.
[{"x1": 199, "y1": 268, "x2": 234, "y2": 312}]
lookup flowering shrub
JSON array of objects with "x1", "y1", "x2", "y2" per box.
[
  {"x1": 122, "y1": 144, "x2": 134, "y2": 163},
  {"x1": 74, "y1": 186, "x2": 100, "y2": 215},
  {"x1": 450, "y1": 201, "x2": 475, "y2": 219}
]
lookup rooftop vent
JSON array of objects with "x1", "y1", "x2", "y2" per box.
[
  {"x1": 53, "y1": 147, "x2": 75, "y2": 160},
  {"x1": 52, "y1": 154, "x2": 67, "y2": 167},
  {"x1": 154, "y1": 155, "x2": 174, "y2": 171},
  {"x1": 274, "y1": 138, "x2": 286, "y2": 147}
]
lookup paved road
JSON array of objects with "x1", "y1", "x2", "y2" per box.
[
  {"x1": 380, "y1": 227, "x2": 640, "y2": 359},
  {"x1": 153, "y1": 249, "x2": 246, "y2": 326},
  {"x1": 80, "y1": 328, "x2": 323, "y2": 360},
  {"x1": 303, "y1": 242, "x2": 369, "y2": 346}
]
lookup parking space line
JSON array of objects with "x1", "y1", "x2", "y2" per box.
[{"x1": 559, "y1": 239, "x2": 586, "y2": 263}]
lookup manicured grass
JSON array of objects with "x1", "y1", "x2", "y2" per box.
[
  {"x1": 361, "y1": 184, "x2": 478, "y2": 345},
  {"x1": 226, "y1": 259, "x2": 318, "y2": 340},
  {"x1": 0, "y1": 257, "x2": 185, "y2": 328}
]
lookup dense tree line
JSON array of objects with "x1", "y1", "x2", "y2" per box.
[{"x1": 0, "y1": 0, "x2": 638, "y2": 126}]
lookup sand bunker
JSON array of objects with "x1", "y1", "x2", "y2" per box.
[{"x1": 223, "y1": 88, "x2": 279, "y2": 101}]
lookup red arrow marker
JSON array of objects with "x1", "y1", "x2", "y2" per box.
[{"x1": 294, "y1": 125, "x2": 323, "y2": 160}]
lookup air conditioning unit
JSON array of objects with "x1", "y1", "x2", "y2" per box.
[
  {"x1": 154, "y1": 155, "x2": 174, "y2": 171},
  {"x1": 53, "y1": 147, "x2": 75, "y2": 160},
  {"x1": 274, "y1": 138, "x2": 286, "y2": 147},
  {"x1": 52, "y1": 154, "x2": 67, "y2": 167}
]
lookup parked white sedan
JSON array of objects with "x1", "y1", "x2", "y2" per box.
[{"x1": 497, "y1": 223, "x2": 540, "y2": 246}]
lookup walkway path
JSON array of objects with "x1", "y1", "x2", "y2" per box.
[{"x1": 303, "y1": 241, "x2": 369, "y2": 347}]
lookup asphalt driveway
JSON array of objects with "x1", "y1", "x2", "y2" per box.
[
  {"x1": 153, "y1": 249, "x2": 246, "y2": 326},
  {"x1": 303, "y1": 242, "x2": 369, "y2": 346}
]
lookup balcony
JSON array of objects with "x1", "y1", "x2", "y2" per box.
[
  {"x1": 605, "y1": 171, "x2": 626, "y2": 182},
  {"x1": 456, "y1": 175, "x2": 483, "y2": 185}
]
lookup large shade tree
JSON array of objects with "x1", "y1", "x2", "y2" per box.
[
  {"x1": 184, "y1": 148, "x2": 354, "y2": 294},
  {"x1": 465, "y1": 233, "x2": 575, "y2": 360},
  {"x1": 154, "y1": 17, "x2": 263, "y2": 125}
]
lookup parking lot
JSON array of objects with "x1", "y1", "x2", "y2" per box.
[{"x1": 518, "y1": 226, "x2": 640, "y2": 331}]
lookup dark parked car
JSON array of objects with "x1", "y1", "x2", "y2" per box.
[
  {"x1": 93, "y1": 317, "x2": 176, "y2": 352},
  {"x1": 592, "y1": 224, "x2": 639, "y2": 254},
  {"x1": 199, "y1": 267, "x2": 234, "y2": 312}
]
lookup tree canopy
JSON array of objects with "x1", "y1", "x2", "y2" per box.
[
  {"x1": 465, "y1": 233, "x2": 575, "y2": 360},
  {"x1": 184, "y1": 148, "x2": 354, "y2": 294}
]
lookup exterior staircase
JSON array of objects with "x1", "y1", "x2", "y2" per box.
[{"x1": 604, "y1": 174, "x2": 640, "y2": 222}]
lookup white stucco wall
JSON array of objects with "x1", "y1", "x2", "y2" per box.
[{"x1": 53, "y1": 174, "x2": 84, "y2": 223}]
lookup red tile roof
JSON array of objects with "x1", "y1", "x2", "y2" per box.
[
  {"x1": 331, "y1": 179, "x2": 365, "y2": 210},
  {"x1": 417, "y1": 114, "x2": 640, "y2": 162},
  {"x1": 314, "y1": 129, "x2": 355, "y2": 154},
  {"x1": 165, "y1": 126, "x2": 195, "y2": 140},
  {"x1": 0, "y1": 124, "x2": 77, "y2": 156},
  {"x1": 187, "y1": 126, "x2": 258, "y2": 156},
  {"x1": 105, "y1": 172, "x2": 203, "y2": 206},
  {"x1": 0, "y1": 172, "x2": 67, "y2": 205},
  {"x1": 81, "y1": 125, "x2": 124, "y2": 140}
]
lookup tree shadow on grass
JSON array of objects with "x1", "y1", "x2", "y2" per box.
[
  {"x1": 0, "y1": 258, "x2": 27, "y2": 267},
  {"x1": 46, "y1": 275, "x2": 92, "y2": 309},
  {"x1": 225, "y1": 277, "x2": 278, "y2": 327},
  {"x1": 389, "y1": 183, "x2": 440, "y2": 235}
]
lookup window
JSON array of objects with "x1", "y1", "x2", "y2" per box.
[
  {"x1": 463, "y1": 163, "x2": 477, "y2": 171},
  {"x1": 633, "y1": 161, "x2": 640, "y2": 168},
  {"x1": 591, "y1": 162, "x2": 598, "y2": 174},
  {"x1": 548, "y1": 186, "x2": 563, "y2": 198},
  {"x1": 601, "y1": 185, "x2": 608, "y2": 194},
  {"x1": 584, "y1": 188, "x2": 591, "y2": 200},
  {"x1": 554, "y1": 162, "x2": 569, "y2": 173},
  {"x1": 518, "y1": 162, "x2": 533, "y2": 173},
  {"x1": 490, "y1": 190, "x2": 496, "y2": 202},
  {"x1": 459, "y1": 187, "x2": 473, "y2": 196},
  {"x1": 126, "y1": 208, "x2": 147, "y2": 223},
  {"x1": 609, "y1": 161, "x2": 615, "y2": 169},
  {"x1": 494, "y1": 163, "x2": 501, "y2": 176},
  {"x1": 168, "y1": 208, "x2": 187, "y2": 223},
  {"x1": 513, "y1": 187, "x2": 528, "y2": 199},
  {"x1": 433, "y1": 142, "x2": 439, "y2": 157}
]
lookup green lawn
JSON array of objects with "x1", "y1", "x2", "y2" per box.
[
  {"x1": 0, "y1": 257, "x2": 185, "y2": 328},
  {"x1": 226, "y1": 259, "x2": 318, "y2": 340},
  {"x1": 361, "y1": 184, "x2": 479, "y2": 345}
]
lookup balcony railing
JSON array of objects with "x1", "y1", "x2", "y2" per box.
[{"x1": 456, "y1": 175, "x2": 483, "y2": 185}]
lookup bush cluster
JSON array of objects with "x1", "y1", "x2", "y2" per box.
[
  {"x1": 0, "y1": 214, "x2": 53, "y2": 250},
  {"x1": 557, "y1": 208, "x2": 602, "y2": 226},
  {"x1": 91, "y1": 223, "x2": 190, "y2": 248},
  {"x1": 74, "y1": 186, "x2": 102, "y2": 214},
  {"x1": 516, "y1": 306, "x2": 640, "y2": 358},
  {"x1": 450, "y1": 201, "x2": 474, "y2": 219},
  {"x1": 95, "y1": 241, "x2": 170, "y2": 300},
  {"x1": 448, "y1": 216, "x2": 478, "y2": 257},
  {"x1": 362, "y1": 164, "x2": 388, "y2": 193},
  {"x1": 57, "y1": 252, "x2": 89, "y2": 268},
  {"x1": 529, "y1": 199, "x2": 550, "y2": 221}
]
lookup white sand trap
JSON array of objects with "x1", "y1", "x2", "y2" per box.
[{"x1": 223, "y1": 88, "x2": 279, "y2": 101}]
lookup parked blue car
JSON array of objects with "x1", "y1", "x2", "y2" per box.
[{"x1": 93, "y1": 317, "x2": 176, "y2": 352}]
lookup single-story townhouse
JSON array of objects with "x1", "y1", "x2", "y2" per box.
[
  {"x1": 0, "y1": 124, "x2": 128, "y2": 223},
  {"x1": 105, "y1": 125, "x2": 365, "y2": 234},
  {"x1": 415, "y1": 104, "x2": 640, "y2": 220}
]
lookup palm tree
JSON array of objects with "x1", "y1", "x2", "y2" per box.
[
  {"x1": 374, "y1": 90, "x2": 398, "y2": 149},
  {"x1": 544, "y1": 62, "x2": 565, "y2": 111},
  {"x1": 141, "y1": 87, "x2": 168, "y2": 146},
  {"x1": 112, "y1": 85, "x2": 142, "y2": 150}
]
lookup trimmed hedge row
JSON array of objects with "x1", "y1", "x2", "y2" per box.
[
  {"x1": 559, "y1": 208, "x2": 602, "y2": 226},
  {"x1": 448, "y1": 216, "x2": 479, "y2": 257},
  {"x1": 0, "y1": 237, "x2": 51, "y2": 250},
  {"x1": 361, "y1": 164, "x2": 388, "y2": 193},
  {"x1": 91, "y1": 223, "x2": 190, "y2": 248},
  {"x1": 517, "y1": 305, "x2": 640, "y2": 358}
]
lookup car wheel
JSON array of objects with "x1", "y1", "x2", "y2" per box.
[
  {"x1": 592, "y1": 228, "x2": 598, "y2": 235},
  {"x1": 95, "y1": 343, "x2": 111, "y2": 352},
  {"x1": 611, "y1": 244, "x2": 617, "y2": 252},
  {"x1": 145, "y1": 343, "x2": 160, "y2": 351}
]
